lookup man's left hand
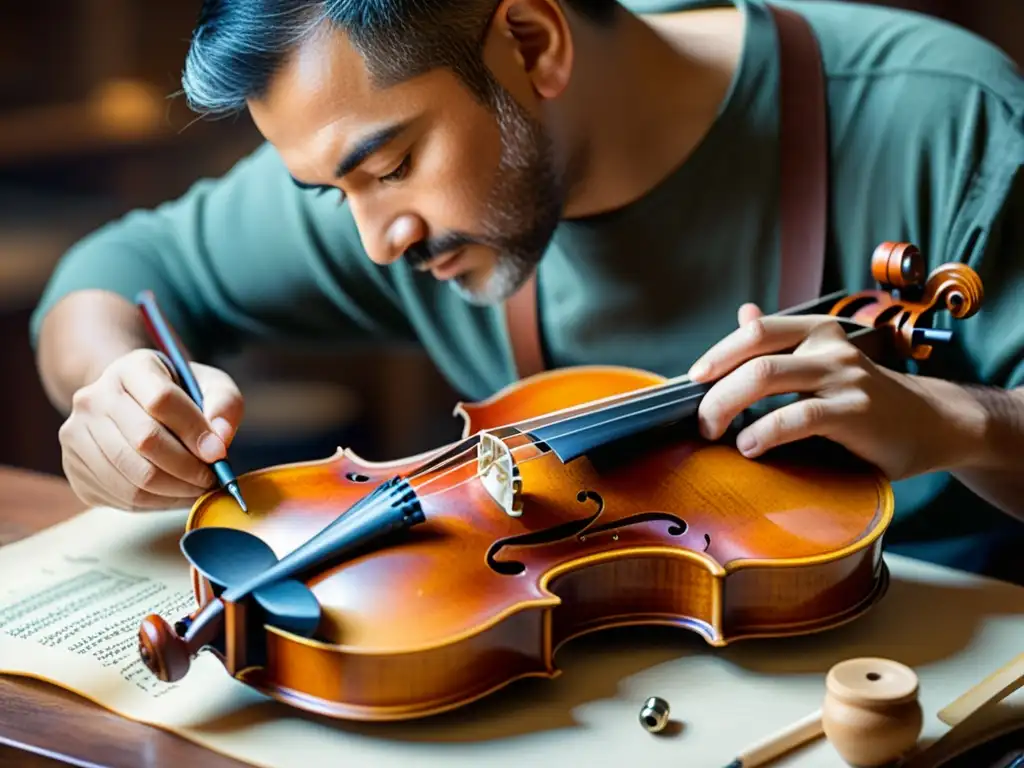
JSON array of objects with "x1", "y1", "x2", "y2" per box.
[{"x1": 687, "y1": 303, "x2": 957, "y2": 481}]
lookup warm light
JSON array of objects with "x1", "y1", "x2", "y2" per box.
[{"x1": 89, "y1": 78, "x2": 163, "y2": 136}]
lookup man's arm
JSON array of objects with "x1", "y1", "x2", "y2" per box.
[
  {"x1": 929, "y1": 86, "x2": 1024, "y2": 520},
  {"x1": 946, "y1": 383, "x2": 1024, "y2": 520},
  {"x1": 688, "y1": 156, "x2": 1024, "y2": 522},
  {"x1": 31, "y1": 141, "x2": 414, "y2": 416},
  {"x1": 36, "y1": 290, "x2": 153, "y2": 414}
]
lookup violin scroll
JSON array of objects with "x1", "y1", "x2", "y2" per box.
[
  {"x1": 920, "y1": 262, "x2": 984, "y2": 320},
  {"x1": 832, "y1": 241, "x2": 984, "y2": 361},
  {"x1": 869, "y1": 241, "x2": 983, "y2": 318}
]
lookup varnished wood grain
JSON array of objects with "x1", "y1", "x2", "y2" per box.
[{"x1": 0, "y1": 465, "x2": 251, "y2": 768}]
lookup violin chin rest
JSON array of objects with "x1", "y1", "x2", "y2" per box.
[
  {"x1": 180, "y1": 528, "x2": 321, "y2": 637},
  {"x1": 181, "y1": 527, "x2": 279, "y2": 592},
  {"x1": 253, "y1": 579, "x2": 322, "y2": 637}
]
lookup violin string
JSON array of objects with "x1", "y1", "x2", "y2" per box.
[
  {"x1": 394, "y1": 301, "x2": 856, "y2": 496},
  {"x1": 402, "y1": 375, "x2": 706, "y2": 484},
  {"x1": 416, "y1": 294, "x2": 852, "y2": 473},
  {"x1": 515, "y1": 296, "x2": 843, "y2": 442},
  {"x1": 490, "y1": 374, "x2": 696, "y2": 434},
  {"x1": 403, "y1": 387, "x2": 708, "y2": 498},
  {"x1": 479, "y1": 288, "x2": 839, "y2": 440},
  {"x1": 294, "y1": 299, "x2": 855, "y2": 534}
]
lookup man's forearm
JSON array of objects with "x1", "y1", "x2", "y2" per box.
[
  {"x1": 925, "y1": 376, "x2": 1024, "y2": 522},
  {"x1": 35, "y1": 289, "x2": 152, "y2": 415}
]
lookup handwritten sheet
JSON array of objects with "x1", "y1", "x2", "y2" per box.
[{"x1": 0, "y1": 507, "x2": 1022, "y2": 768}]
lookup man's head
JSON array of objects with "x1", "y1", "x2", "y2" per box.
[{"x1": 182, "y1": 0, "x2": 621, "y2": 304}]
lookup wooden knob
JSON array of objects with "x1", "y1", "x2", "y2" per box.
[
  {"x1": 871, "y1": 242, "x2": 925, "y2": 288},
  {"x1": 138, "y1": 614, "x2": 192, "y2": 683},
  {"x1": 823, "y1": 657, "x2": 923, "y2": 767}
]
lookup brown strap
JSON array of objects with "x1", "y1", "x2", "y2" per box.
[
  {"x1": 769, "y1": 4, "x2": 828, "y2": 311},
  {"x1": 503, "y1": 2, "x2": 828, "y2": 379}
]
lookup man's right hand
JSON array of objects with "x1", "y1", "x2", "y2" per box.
[{"x1": 58, "y1": 348, "x2": 245, "y2": 512}]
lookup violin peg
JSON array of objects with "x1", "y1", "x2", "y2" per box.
[
  {"x1": 822, "y1": 658, "x2": 923, "y2": 767},
  {"x1": 871, "y1": 242, "x2": 925, "y2": 289},
  {"x1": 138, "y1": 613, "x2": 192, "y2": 683}
]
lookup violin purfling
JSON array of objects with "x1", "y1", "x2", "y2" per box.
[{"x1": 137, "y1": 241, "x2": 983, "y2": 721}]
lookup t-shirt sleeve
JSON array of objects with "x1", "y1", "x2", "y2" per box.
[
  {"x1": 29, "y1": 141, "x2": 415, "y2": 361},
  {"x1": 935, "y1": 78, "x2": 1024, "y2": 391}
]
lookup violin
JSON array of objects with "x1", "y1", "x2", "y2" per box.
[{"x1": 137, "y1": 241, "x2": 983, "y2": 722}]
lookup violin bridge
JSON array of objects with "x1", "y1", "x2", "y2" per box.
[{"x1": 478, "y1": 432, "x2": 523, "y2": 518}]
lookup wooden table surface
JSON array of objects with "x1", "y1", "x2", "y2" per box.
[{"x1": 0, "y1": 465, "x2": 252, "y2": 768}]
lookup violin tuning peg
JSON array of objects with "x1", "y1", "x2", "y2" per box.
[
  {"x1": 911, "y1": 328, "x2": 952, "y2": 346},
  {"x1": 871, "y1": 242, "x2": 925, "y2": 289}
]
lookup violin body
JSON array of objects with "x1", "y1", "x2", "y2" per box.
[
  {"x1": 180, "y1": 366, "x2": 891, "y2": 720},
  {"x1": 137, "y1": 242, "x2": 983, "y2": 722}
]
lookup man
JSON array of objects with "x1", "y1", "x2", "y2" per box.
[{"x1": 30, "y1": 0, "x2": 1024, "y2": 583}]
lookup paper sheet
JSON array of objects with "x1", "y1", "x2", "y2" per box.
[{"x1": 0, "y1": 507, "x2": 1022, "y2": 768}]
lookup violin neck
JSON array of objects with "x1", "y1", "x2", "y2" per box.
[
  {"x1": 776, "y1": 289, "x2": 849, "y2": 317},
  {"x1": 522, "y1": 286, "x2": 949, "y2": 465}
]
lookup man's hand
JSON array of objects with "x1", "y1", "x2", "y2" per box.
[
  {"x1": 58, "y1": 348, "x2": 245, "y2": 512},
  {"x1": 687, "y1": 303, "x2": 981, "y2": 481}
]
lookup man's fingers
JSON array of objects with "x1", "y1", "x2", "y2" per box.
[
  {"x1": 64, "y1": 439, "x2": 148, "y2": 511},
  {"x1": 68, "y1": 447, "x2": 197, "y2": 511},
  {"x1": 688, "y1": 315, "x2": 841, "y2": 382},
  {"x1": 62, "y1": 445, "x2": 112, "y2": 507},
  {"x1": 737, "y1": 303, "x2": 764, "y2": 327},
  {"x1": 196, "y1": 368, "x2": 245, "y2": 446},
  {"x1": 735, "y1": 396, "x2": 856, "y2": 458},
  {"x1": 118, "y1": 355, "x2": 226, "y2": 463},
  {"x1": 697, "y1": 353, "x2": 834, "y2": 440},
  {"x1": 85, "y1": 416, "x2": 212, "y2": 501},
  {"x1": 109, "y1": 394, "x2": 215, "y2": 489}
]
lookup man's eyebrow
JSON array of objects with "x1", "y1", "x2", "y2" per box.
[{"x1": 334, "y1": 121, "x2": 411, "y2": 179}]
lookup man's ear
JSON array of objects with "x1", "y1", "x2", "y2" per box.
[{"x1": 483, "y1": 0, "x2": 574, "y2": 100}]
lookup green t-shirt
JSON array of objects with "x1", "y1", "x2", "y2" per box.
[{"x1": 30, "y1": 0, "x2": 1024, "y2": 582}]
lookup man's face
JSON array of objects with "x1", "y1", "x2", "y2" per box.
[{"x1": 249, "y1": 26, "x2": 567, "y2": 305}]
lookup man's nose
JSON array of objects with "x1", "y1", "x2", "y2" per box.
[{"x1": 374, "y1": 214, "x2": 427, "y2": 265}]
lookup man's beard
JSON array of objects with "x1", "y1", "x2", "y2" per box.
[{"x1": 404, "y1": 73, "x2": 566, "y2": 305}]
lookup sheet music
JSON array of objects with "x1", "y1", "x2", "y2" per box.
[
  {"x1": 0, "y1": 510, "x2": 234, "y2": 713},
  {"x1": 0, "y1": 561, "x2": 193, "y2": 697}
]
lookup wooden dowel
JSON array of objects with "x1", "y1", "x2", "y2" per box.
[
  {"x1": 723, "y1": 709, "x2": 824, "y2": 768},
  {"x1": 938, "y1": 653, "x2": 1024, "y2": 727}
]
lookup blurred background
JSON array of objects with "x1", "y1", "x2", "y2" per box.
[{"x1": 1, "y1": 0, "x2": 1021, "y2": 481}]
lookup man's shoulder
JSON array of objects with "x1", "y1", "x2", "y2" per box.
[
  {"x1": 789, "y1": 0, "x2": 1022, "y2": 113},
  {"x1": 781, "y1": 1, "x2": 1022, "y2": 264}
]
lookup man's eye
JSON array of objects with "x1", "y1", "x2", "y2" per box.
[{"x1": 378, "y1": 155, "x2": 411, "y2": 183}]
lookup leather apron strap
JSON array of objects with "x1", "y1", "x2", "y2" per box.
[
  {"x1": 771, "y1": 4, "x2": 828, "y2": 310},
  {"x1": 503, "y1": 2, "x2": 827, "y2": 380}
]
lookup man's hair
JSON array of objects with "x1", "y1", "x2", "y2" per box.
[{"x1": 182, "y1": 0, "x2": 620, "y2": 116}]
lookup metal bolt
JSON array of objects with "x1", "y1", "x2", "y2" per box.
[{"x1": 639, "y1": 696, "x2": 670, "y2": 733}]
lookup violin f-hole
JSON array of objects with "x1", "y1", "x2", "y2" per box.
[{"x1": 484, "y1": 489, "x2": 605, "y2": 576}]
